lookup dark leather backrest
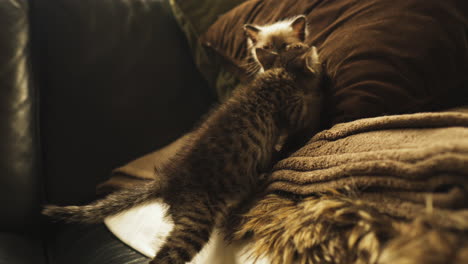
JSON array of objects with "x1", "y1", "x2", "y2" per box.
[
  {"x1": 30, "y1": 0, "x2": 215, "y2": 205},
  {"x1": 0, "y1": 0, "x2": 42, "y2": 232}
]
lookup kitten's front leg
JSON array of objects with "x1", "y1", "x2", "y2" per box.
[
  {"x1": 150, "y1": 195, "x2": 217, "y2": 264},
  {"x1": 285, "y1": 42, "x2": 309, "y2": 52}
]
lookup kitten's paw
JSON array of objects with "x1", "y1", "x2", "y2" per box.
[
  {"x1": 305, "y1": 46, "x2": 321, "y2": 75},
  {"x1": 151, "y1": 246, "x2": 187, "y2": 264},
  {"x1": 149, "y1": 259, "x2": 175, "y2": 264},
  {"x1": 285, "y1": 43, "x2": 308, "y2": 52},
  {"x1": 149, "y1": 259, "x2": 184, "y2": 264}
]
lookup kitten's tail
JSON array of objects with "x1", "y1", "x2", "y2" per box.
[{"x1": 42, "y1": 181, "x2": 159, "y2": 224}]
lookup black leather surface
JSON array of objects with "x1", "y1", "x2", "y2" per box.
[
  {"x1": 0, "y1": 0, "x2": 42, "y2": 231},
  {"x1": 30, "y1": 0, "x2": 215, "y2": 205},
  {"x1": 1, "y1": 0, "x2": 214, "y2": 262},
  {"x1": 0, "y1": 232, "x2": 45, "y2": 264},
  {"x1": 47, "y1": 224, "x2": 148, "y2": 264}
]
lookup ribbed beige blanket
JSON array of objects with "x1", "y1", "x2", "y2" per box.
[{"x1": 268, "y1": 108, "x2": 468, "y2": 225}]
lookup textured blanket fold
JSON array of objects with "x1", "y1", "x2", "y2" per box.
[
  {"x1": 265, "y1": 110, "x2": 468, "y2": 225},
  {"x1": 231, "y1": 107, "x2": 468, "y2": 263},
  {"x1": 101, "y1": 106, "x2": 468, "y2": 263}
]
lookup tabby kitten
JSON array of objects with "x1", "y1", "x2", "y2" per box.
[
  {"x1": 43, "y1": 44, "x2": 322, "y2": 264},
  {"x1": 243, "y1": 15, "x2": 308, "y2": 75}
]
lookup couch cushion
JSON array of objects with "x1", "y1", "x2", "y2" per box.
[
  {"x1": 31, "y1": 0, "x2": 215, "y2": 205},
  {"x1": 0, "y1": 233, "x2": 45, "y2": 264},
  {"x1": 47, "y1": 224, "x2": 148, "y2": 264},
  {"x1": 201, "y1": 0, "x2": 468, "y2": 125}
]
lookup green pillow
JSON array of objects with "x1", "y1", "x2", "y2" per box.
[{"x1": 169, "y1": 0, "x2": 245, "y2": 98}]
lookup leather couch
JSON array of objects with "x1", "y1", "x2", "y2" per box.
[{"x1": 0, "y1": 0, "x2": 215, "y2": 263}]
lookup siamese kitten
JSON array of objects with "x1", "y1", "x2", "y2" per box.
[
  {"x1": 243, "y1": 15, "x2": 308, "y2": 76},
  {"x1": 43, "y1": 44, "x2": 322, "y2": 264},
  {"x1": 245, "y1": 16, "x2": 321, "y2": 156}
]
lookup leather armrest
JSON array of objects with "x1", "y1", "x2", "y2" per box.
[{"x1": 0, "y1": 0, "x2": 42, "y2": 231}]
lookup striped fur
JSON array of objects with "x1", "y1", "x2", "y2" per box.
[
  {"x1": 43, "y1": 182, "x2": 158, "y2": 224},
  {"x1": 43, "y1": 44, "x2": 322, "y2": 264}
]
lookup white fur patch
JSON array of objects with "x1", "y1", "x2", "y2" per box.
[
  {"x1": 256, "y1": 18, "x2": 299, "y2": 40},
  {"x1": 105, "y1": 199, "x2": 174, "y2": 258},
  {"x1": 105, "y1": 199, "x2": 268, "y2": 263}
]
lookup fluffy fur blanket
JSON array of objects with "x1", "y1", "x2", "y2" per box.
[{"x1": 100, "y1": 107, "x2": 468, "y2": 263}]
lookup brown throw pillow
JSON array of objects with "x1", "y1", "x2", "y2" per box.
[{"x1": 201, "y1": 0, "x2": 468, "y2": 125}]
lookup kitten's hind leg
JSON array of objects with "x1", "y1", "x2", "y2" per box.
[{"x1": 150, "y1": 194, "x2": 218, "y2": 264}]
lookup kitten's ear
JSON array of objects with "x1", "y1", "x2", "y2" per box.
[
  {"x1": 243, "y1": 24, "x2": 261, "y2": 44},
  {"x1": 290, "y1": 15, "x2": 307, "y2": 42},
  {"x1": 305, "y1": 46, "x2": 321, "y2": 75},
  {"x1": 255, "y1": 48, "x2": 278, "y2": 70}
]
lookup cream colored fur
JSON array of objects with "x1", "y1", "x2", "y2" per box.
[{"x1": 246, "y1": 15, "x2": 308, "y2": 73}]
